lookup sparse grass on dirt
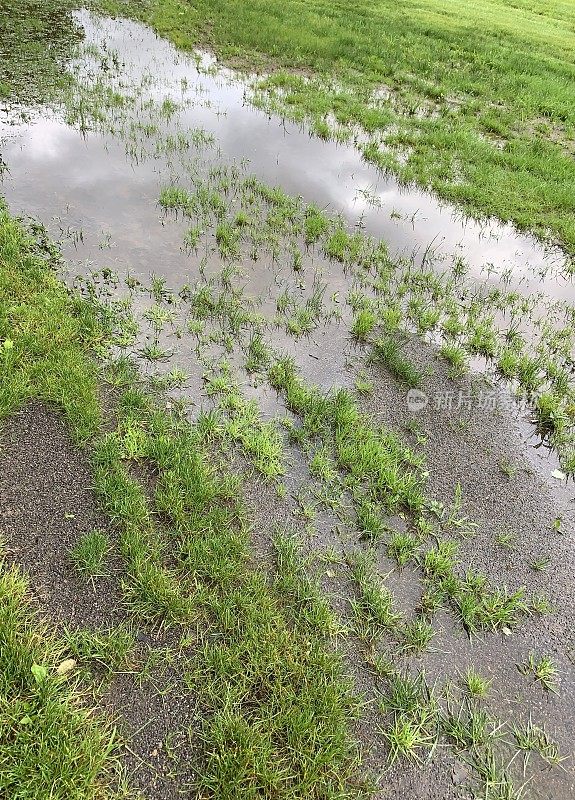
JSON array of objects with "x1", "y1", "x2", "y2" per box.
[
  {"x1": 0, "y1": 561, "x2": 119, "y2": 799},
  {"x1": 0, "y1": 204, "x2": 366, "y2": 797}
]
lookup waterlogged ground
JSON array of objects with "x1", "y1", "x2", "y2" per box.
[{"x1": 1, "y1": 8, "x2": 575, "y2": 800}]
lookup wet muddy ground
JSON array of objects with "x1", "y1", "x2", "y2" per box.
[{"x1": 1, "y1": 7, "x2": 575, "y2": 800}]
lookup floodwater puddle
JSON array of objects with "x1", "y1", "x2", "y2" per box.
[
  {"x1": 0, "y1": 8, "x2": 573, "y2": 467},
  {"x1": 0, "y1": 10, "x2": 571, "y2": 293}
]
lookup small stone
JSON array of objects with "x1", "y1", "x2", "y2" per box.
[{"x1": 452, "y1": 763, "x2": 468, "y2": 785}]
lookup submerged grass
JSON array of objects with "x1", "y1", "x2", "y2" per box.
[
  {"x1": 0, "y1": 0, "x2": 81, "y2": 103},
  {"x1": 101, "y1": 0, "x2": 575, "y2": 253}
]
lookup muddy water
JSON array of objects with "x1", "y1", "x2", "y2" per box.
[{"x1": 0, "y1": 10, "x2": 572, "y2": 305}]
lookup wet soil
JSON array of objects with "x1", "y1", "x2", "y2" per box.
[
  {"x1": 0, "y1": 401, "x2": 123, "y2": 626},
  {"x1": 237, "y1": 333, "x2": 575, "y2": 799},
  {"x1": 359, "y1": 339, "x2": 575, "y2": 797},
  {"x1": 0, "y1": 402, "x2": 202, "y2": 800}
]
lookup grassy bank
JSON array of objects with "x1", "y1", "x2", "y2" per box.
[
  {"x1": 0, "y1": 207, "x2": 118, "y2": 796},
  {"x1": 98, "y1": 0, "x2": 575, "y2": 254}
]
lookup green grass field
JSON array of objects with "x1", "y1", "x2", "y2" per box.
[{"x1": 102, "y1": 0, "x2": 575, "y2": 253}]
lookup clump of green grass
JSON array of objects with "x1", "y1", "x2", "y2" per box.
[
  {"x1": 245, "y1": 331, "x2": 270, "y2": 373},
  {"x1": 92, "y1": 427, "x2": 195, "y2": 623},
  {"x1": 455, "y1": 572, "x2": 526, "y2": 633},
  {"x1": 62, "y1": 624, "x2": 135, "y2": 672},
  {"x1": 354, "y1": 375, "x2": 373, "y2": 395},
  {"x1": 420, "y1": 541, "x2": 527, "y2": 633},
  {"x1": 441, "y1": 702, "x2": 499, "y2": 751},
  {"x1": 215, "y1": 220, "x2": 241, "y2": 260},
  {"x1": 469, "y1": 747, "x2": 521, "y2": 800},
  {"x1": 519, "y1": 652, "x2": 558, "y2": 692},
  {"x1": 69, "y1": 529, "x2": 111, "y2": 578},
  {"x1": 462, "y1": 667, "x2": 491, "y2": 699},
  {"x1": 530, "y1": 555, "x2": 551, "y2": 572},
  {"x1": 351, "y1": 309, "x2": 376, "y2": 341},
  {"x1": 324, "y1": 226, "x2": 362, "y2": 264},
  {"x1": 214, "y1": 382, "x2": 285, "y2": 477},
  {"x1": 304, "y1": 204, "x2": 329, "y2": 244},
  {"x1": 420, "y1": 540, "x2": 459, "y2": 582},
  {"x1": 495, "y1": 530, "x2": 516, "y2": 549},
  {"x1": 439, "y1": 343, "x2": 468, "y2": 377},
  {"x1": 379, "y1": 671, "x2": 439, "y2": 764},
  {"x1": 184, "y1": 225, "x2": 202, "y2": 250},
  {"x1": 512, "y1": 718, "x2": 562, "y2": 767},
  {"x1": 356, "y1": 500, "x2": 385, "y2": 542},
  {"x1": 143, "y1": 303, "x2": 176, "y2": 333},
  {"x1": 0, "y1": 562, "x2": 120, "y2": 798},
  {"x1": 159, "y1": 184, "x2": 192, "y2": 212},
  {"x1": 309, "y1": 445, "x2": 339, "y2": 484},
  {"x1": 561, "y1": 448, "x2": 575, "y2": 476},
  {"x1": 372, "y1": 337, "x2": 422, "y2": 388},
  {"x1": 401, "y1": 616, "x2": 434, "y2": 653},
  {"x1": 534, "y1": 391, "x2": 569, "y2": 437},
  {"x1": 387, "y1": 531, "x2": 419, "y2": 566},
  {"x1": 468, "y1": 318, "x2": 497, "y2": 359},
  {"x1": 516, "y1": 355, "x2": 543, "y2": 394},
  {"x1": 139, "y1": 341, "x2": 173, "y2": 362},
  {"x1": 349, "y1": 550, "x2": 401, "y2": 633}
]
